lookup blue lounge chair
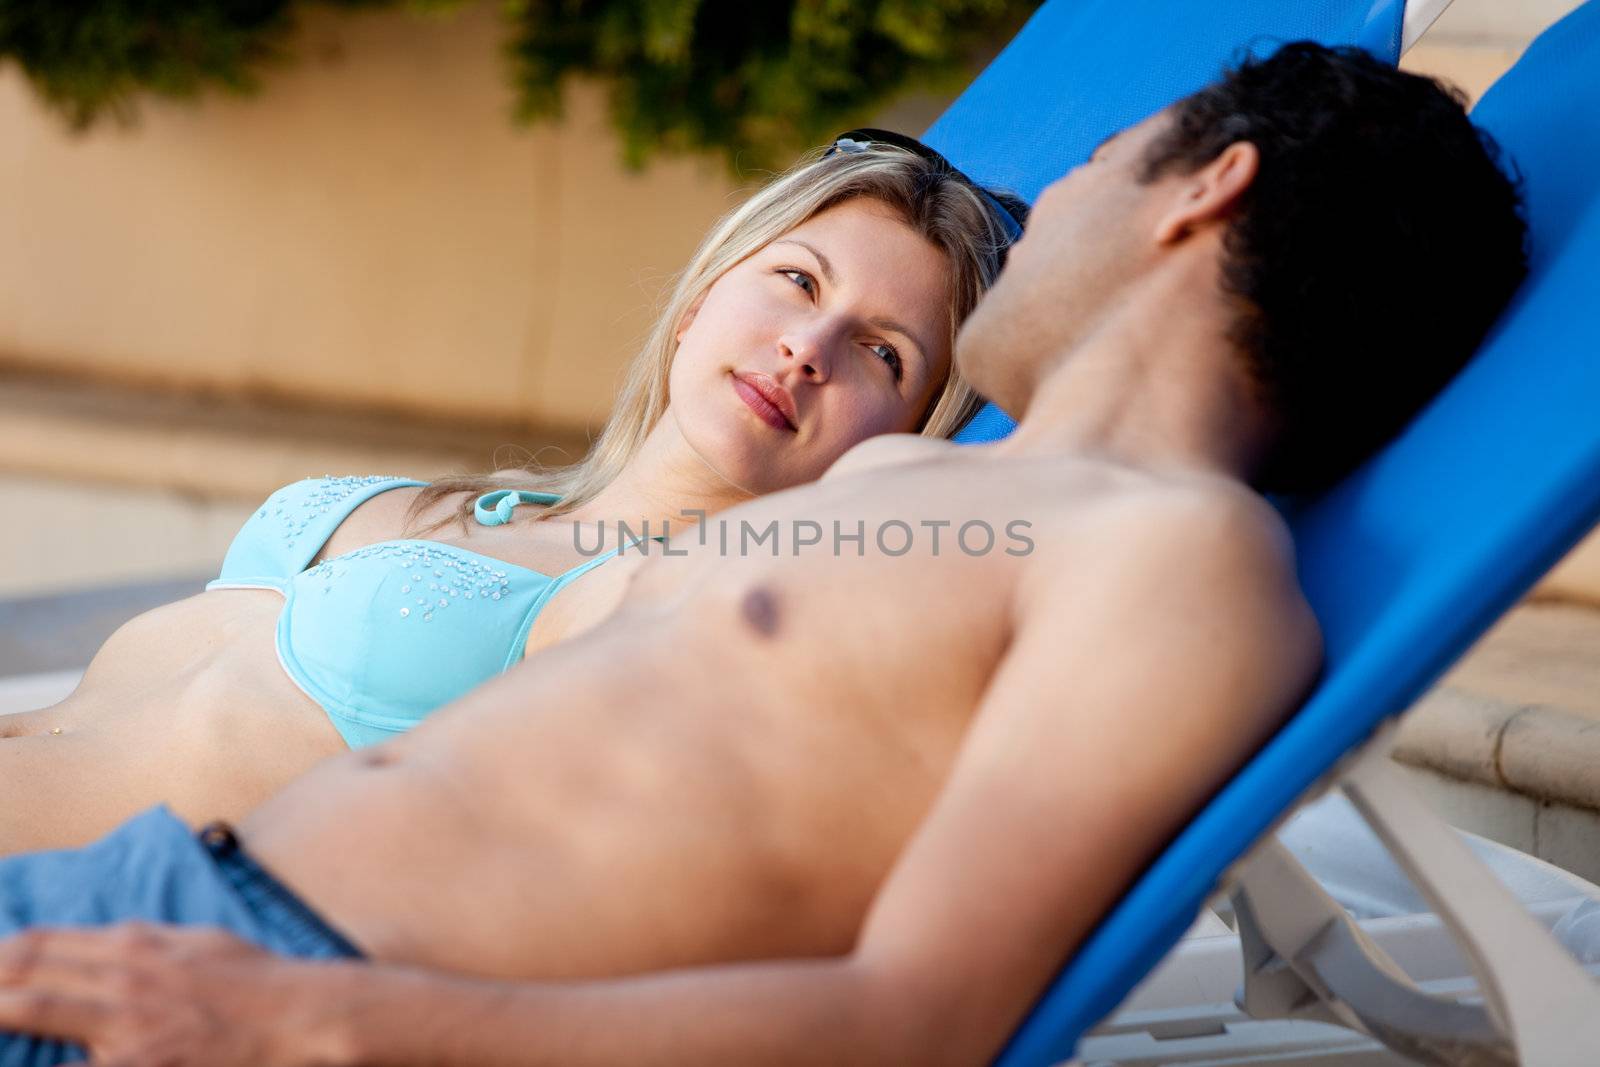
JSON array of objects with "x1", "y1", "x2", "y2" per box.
[{"x1": 930, "y1": 0, "x2": 1600, "y2": 1061}]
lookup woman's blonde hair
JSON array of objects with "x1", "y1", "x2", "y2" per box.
[{"x1": 413, "y1": 140, "x2": 1024, "y2": 527}]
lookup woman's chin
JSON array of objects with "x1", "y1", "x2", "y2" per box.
[
  {"x1": 682, "y1": 424, "x2": 784, "y2": 492},
  {"x1": 708, "y1": 453, "x2": 817, "y2": 498}
]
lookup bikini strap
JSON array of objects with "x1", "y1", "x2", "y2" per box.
[
  {"x1": 549, "y1": 529, "x2": 668, "y2": 588},
  {"x1": 474, "y1": 489, "x2": 562, "y2": 527},
  {"x1": 505, "y1": 530, "x2": 670, "y2": 668}
]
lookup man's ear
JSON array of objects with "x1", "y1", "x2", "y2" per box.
[
  {"x1": 674, "y1": 295, "x2": 706, "y2": 345},
  {"x1": 1152, "y1": 141, "x2": 1259, "y2": 244}
]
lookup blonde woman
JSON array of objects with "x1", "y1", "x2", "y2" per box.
[{"x1": 0, "y1": 131, "x2": 1025, "y2": 854}]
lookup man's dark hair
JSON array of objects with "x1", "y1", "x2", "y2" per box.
[{"x1": 1140, "y1": 42, "x2": 1528, "y2": 493}]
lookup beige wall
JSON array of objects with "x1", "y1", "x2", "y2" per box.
[
  {"x1": 0, "y1": 2, "x2": 742, "y2": 432},
  {"x1": 3, "y1": 0, "x2": 1597, "y2": 601},
  {"x1": 4, "y1": 0, "x2": 1577, "y2": 434},
  {"x1": 1400, "y1": 0, "x2": 1587, "y2": 99}
]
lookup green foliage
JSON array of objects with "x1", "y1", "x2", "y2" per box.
[
  {"x1": 0, "y1": 0, "x2": 1038, "y2": 168},
  {"x1": 503, "y1": 0, "x2": 1038, "y2": 169},
  {"x1": 0, "y1": 1, "x2": 378, "y2": 128}
]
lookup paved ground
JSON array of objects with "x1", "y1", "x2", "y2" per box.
[{"x1": 0, "y1": 474, "x2": 252, "y2": 600}]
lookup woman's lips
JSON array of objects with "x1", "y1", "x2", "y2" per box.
[{"x1": 731, "y1": 372, "x2": 798, "y2": 432}]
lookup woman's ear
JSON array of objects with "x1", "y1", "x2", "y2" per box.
[{"x1": 674, "y1": 295, "x2": 706, "y2": 344}]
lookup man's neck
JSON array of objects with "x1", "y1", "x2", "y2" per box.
[{"x1": 999, "y1": 266, "x2": 1268, "y2": 485}]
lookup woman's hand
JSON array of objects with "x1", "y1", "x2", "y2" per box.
[{"x1": 0, "y1": 923, "x2": 356, "y2": 1066}]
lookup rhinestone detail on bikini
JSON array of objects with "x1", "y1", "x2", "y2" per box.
[
  {"x1": 305, "y1": 543, "x2": 515, "y2": 620},
  {"x1": 260, "y1": 475, "x2": 404, "y2": 551}
]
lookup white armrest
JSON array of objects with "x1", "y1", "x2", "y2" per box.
[{"x1": 1402, "y1": 0, "x2": 1458, "y2": 54}]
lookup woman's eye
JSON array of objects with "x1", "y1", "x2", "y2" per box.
[
  {"x1": 869, "y1": 342, "x2": 903, "y2": 381},
  {"x1": 777, "y1": 269, "x2": 816, "y2": 296}
]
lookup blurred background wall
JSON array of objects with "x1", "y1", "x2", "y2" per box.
[
  {"x1": 0, "y1": 2, "x2": 743, "y2": 437},
  {"x1": 0, "y1": 0, "x2": 1594, "y2": 602}
]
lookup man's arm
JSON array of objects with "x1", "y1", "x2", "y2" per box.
[
  {"x1": 0, "y1": 494, "x2": 1318, "y2": 1067},
  {"x1": 844, "y1": 492, "x2": 1320, "y2": 1059},
  {"x1": 0, "y1": 926, "x2": 926, "y2": 1066}
]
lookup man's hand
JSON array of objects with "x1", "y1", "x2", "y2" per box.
[{"x1": 0, "y1": 923, "x2": 355, "y2": 1067}]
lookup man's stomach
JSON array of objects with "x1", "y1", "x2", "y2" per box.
[{"x1": 240, "y1": 613, "x2": 964, "y2": 982}]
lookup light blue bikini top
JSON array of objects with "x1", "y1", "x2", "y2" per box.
[{"x1": 206, "y1": 475, "x2": 633, "y2": 749}]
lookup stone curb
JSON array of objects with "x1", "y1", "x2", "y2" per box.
[
  {"x1": 1394, "y1": 686, "x2": 1600, "y2": 813},
  {"x1": 1501, "y1": 707, "x2": 1600, "y2": 814}
]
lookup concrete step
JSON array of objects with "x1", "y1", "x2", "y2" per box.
[{"x1": 0, "y1": 367, "x2": 587, "y2": 504}]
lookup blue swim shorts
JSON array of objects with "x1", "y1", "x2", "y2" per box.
[{"x1": 0, "y1": 806, "x2": 363, "y2": 1067}]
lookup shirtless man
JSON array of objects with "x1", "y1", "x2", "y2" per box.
[{"x1": 0, "y1": 44, "x2": 1526, "y2": 1067}]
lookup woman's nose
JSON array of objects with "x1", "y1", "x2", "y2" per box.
[{"x1": 779, "y1": 330, "x2": 833, "y2": 383}]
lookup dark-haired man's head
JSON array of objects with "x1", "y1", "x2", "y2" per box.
[{"x1": 957, "y1": 42, "x2": 1528, "y2": 492}]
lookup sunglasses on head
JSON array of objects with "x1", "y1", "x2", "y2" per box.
[{"x1": 825, "y1": 127, "x2": 1026, "y2": 244}]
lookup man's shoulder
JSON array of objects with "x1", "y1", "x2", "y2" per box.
[
  {"x1": 823, "y1": 434, "x2": 960, "y2": 481},
  {"x1": 1029, "y1": 471, "x2": 1313, "y2": 648},
  {"x1": 1077, "y1": 471, "x2": 1293, "y2": 568},
  {"x1": 1008, "y1": 470, "x2": 1321, "y2": 738}
]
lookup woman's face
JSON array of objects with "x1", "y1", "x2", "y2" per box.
[{"x1": 666, "y1": 197, "x2": 956, "y2": 494}]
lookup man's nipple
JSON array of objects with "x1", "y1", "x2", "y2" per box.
[{"x1": 740, "y1": 585, "x2": 782, "y2": 638}]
